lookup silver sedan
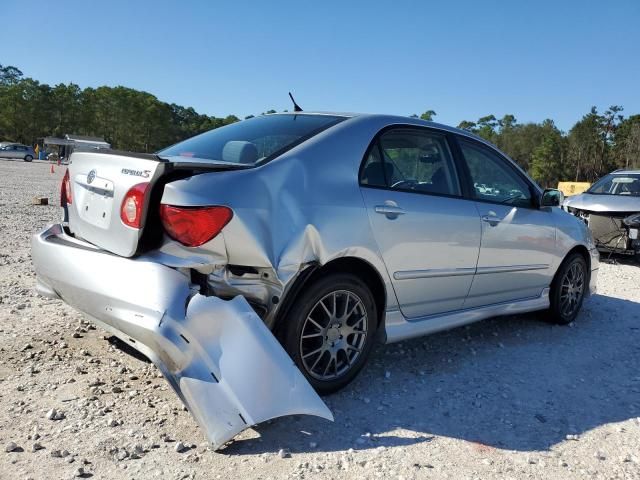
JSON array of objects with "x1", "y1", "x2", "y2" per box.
[{"x1": 32, "y1": 112, "x2": 599, "y2": 448}]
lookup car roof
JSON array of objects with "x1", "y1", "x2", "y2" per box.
[
  {"x1": 611, "y1": 169, "x2": 640, "y2": 175},
  {"x1": 270, "y1": 111, "x2": 489, "y2": 143}
]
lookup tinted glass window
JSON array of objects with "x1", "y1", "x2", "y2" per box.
[
  {"x1": 587, "y1": 173, "x2": 640, "y2": 196},
  {"x1": 159, "y1": 114, "x2": 345, "y2": 165},
  {"x1": 360, "y1": 129, "x2": 460, "y2": 196},
  {"x1": 459, "y1": 139, "x2": 532, "y2": 207},
  {"x1": 360, "y1": 144, "x2": 388, "y2": 187}
]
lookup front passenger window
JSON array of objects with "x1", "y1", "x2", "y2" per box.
[{"x1": 459, "y1": 139, "x2": 533, "y2": 207}]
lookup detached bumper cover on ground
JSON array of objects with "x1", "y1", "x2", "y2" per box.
[{"x1": 32, "y1": 223, "x2": 333, "y2": 449}]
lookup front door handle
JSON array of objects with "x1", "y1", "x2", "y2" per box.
[{"x1": 375, "y1": 205, "x2": 405, "y2": 217}]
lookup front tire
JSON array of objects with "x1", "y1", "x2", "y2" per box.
[
  {"x1": 280, "y1": 273, "x2": 378, "y2": 395},
  {"x1": 547, "y1": 253, "x2": 588, "y2": 324}
]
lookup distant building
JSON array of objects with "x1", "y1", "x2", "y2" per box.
[
  {"x1": 42, "y1": 134, "x2": 111, "y2": 160},
  {"x1": 64, "y1": 134, "x2": 111, "y2": 150}
]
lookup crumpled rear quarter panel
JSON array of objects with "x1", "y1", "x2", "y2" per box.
[{"x1": 160, "y1": 116, "x2": 401, "y2": 319}]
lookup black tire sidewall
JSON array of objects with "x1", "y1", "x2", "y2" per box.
[
  {"x1": 281, "y1": 273, "x2": 378, "y2": 395},
  {"x1": 549, "y1": 253, "x2": 588, "y2": 324},
  {"x1": 24, "y1": 155, "x2": 33, "y2": 162}
]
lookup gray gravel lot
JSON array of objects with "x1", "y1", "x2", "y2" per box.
[{"x1": 1, "y1": 161, "x2": 640, "y2": 479}]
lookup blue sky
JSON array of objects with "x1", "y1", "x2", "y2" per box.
[{"x1": 2, "y1": 0, "x2": 639, "y2": 130}]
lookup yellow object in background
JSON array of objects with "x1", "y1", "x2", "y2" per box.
[
  {"x1": 557, "y1": 181, "x2": 591, "y2": 196},
  {"x1": 34, "y1": 145, "x2": 40, "y2": 155}
]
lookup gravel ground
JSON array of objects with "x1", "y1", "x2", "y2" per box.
[{"x1": 1, "y1": 160, "x2": 640, "y2": 480}]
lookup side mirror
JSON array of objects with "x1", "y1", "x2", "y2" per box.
[{"x1": 541, "y1": 188, "x2": 564, "y2": 207}]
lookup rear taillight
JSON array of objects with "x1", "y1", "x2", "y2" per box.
[
  {"x1": 159, "y1": 205, "x2": 233, "y2": 247},
  {"x1": 120, "y1": 183, "x2": 150, "y2": 228},
  {"x1": 61, "y1": 169, "x2": 72, "y2": 206}
]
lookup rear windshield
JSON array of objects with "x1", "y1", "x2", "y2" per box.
[
  {"x1": 588, "y1": 173, "x2": 640, "y2": 196},
  {"x1": 159, "y1": 114, "x2": 345, "y2": 165}
]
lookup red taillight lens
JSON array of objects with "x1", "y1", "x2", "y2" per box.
[
  {"x1": 61, "y1": 169, "x2": 72, "y2": 206},
  {"x1": 159, "y1": 205, "x2": 233, "y2": 247},
  {"x1": 120, "y1": 183, "x2": 150, "y2": 228}
]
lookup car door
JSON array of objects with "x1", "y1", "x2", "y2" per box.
[
  {"x1": 360, "y1": 126, "x2": 481, "y2": 319},
  {"x1": 455, "y1": 137, "x2": 556, "y2": 307}
]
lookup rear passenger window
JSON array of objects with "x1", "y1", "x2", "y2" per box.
[
  {"x1": 360, "y1": 144, "x2": 387, "y2": 187},
  {"x1": 360, "y1": 128, "x2": 461, "y2": 196}
]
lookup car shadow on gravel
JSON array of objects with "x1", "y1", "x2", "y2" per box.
[{"x1": 223, "y1": 293, "x2": 640, "y2": 455}]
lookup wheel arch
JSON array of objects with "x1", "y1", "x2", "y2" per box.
[
  {"x1": 564, "y1": 244, "x2": 591, "y2": 270},
  {"x1": 273, "y1": 256, "x2": 387, "y2": 336},
  {"x1": 552, "y1": 244, "x2": 591, "y2": 288}
]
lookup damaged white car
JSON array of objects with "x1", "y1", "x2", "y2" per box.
[
  {"x1": 32, "y1": 112, "x2": 599, "y2": 448},
  {"x1": 563, "y1": 169, "x2": 640, "y2": 260}
]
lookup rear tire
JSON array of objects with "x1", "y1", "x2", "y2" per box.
[
  {"x1": 280, "y1": 273, "x2": 378, "y2": 395},
  {"x1": 547, "y1": 253, "x2": 588, "y2": 325},
  {"x1": 24, "y1": 155, "x2": 33, "y2": 162}
]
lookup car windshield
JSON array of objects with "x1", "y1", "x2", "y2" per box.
[
  {"x1": 158, "y1": 114, "x2": 345, "y2": 165},
  {"x1": 587, "y1": 173, "x2": 640, "y2": 196}
]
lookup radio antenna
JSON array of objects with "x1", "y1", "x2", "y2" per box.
[{"x1": 288, "y1": 92, "x2": 303, "y2": 112}]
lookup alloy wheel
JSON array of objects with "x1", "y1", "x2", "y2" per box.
[
  {"x1": 299, "y1": 290, "x2": 368, "y2": 381},
  {"x1": 559, "y1": 261, "x2": 585, "y2": 318}
]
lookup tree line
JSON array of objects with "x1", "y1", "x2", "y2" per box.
[
  {"x1": 0, "y1": 64, "x2": 240, "y2": 154},
  {"x1": 2, "y1": 63, "x2": 639, "y2": 187},
  {"x1": 411, "y1": 108, "x2": 640, "y2": 187}
]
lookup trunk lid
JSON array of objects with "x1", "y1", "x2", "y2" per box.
[
  {"x1": 66, "y1": 150, "x2": 246, "y2": 257},
  {"x1": 66, "y1": 150, "x2": 167, "y2": 257}
]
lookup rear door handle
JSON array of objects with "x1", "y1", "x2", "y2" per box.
[
  {"x1": 375, "y1": 205, "x2": 405, "y2": 216},
  {"x1": 481, "y1": 214, "x2": 501, "y2": 225}
]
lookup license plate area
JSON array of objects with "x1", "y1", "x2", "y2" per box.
[{"x1": 75, "y1": 175, "x2": 115, "y2": 230}]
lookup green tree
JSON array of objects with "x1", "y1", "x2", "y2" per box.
[
  {"x1": 457, "y1": 120, "x2": 477, "y2": 132},
  {"x1": 529, "y1": 120, "x2": 565, "y2": 187},
  {"x1": 566, "y1": 107, "x2": 607, "y2": 181},
  {"x1": 419, "y1": 110, "x2": 436, "y2": 121},
  {"x1": 0, "y1": 64, "x2": 23, "y2": 85},
  {"x1": 613, "y1": 114, "x2": 640, "y2": 169}
]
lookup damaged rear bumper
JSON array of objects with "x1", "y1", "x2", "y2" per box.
[{"x1": 31, "y1": 224, "x2": 332, "y2": 449}]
